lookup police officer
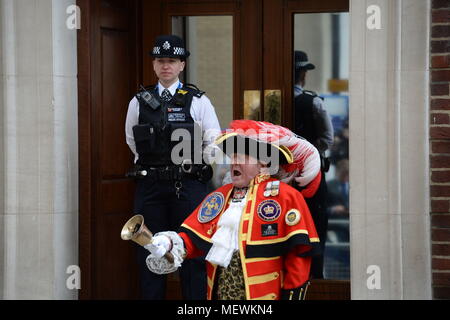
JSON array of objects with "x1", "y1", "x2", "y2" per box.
[
  {"x1": 293, "y1": 50, "x2": 334, "y2": 279},
  {"x1": 125, "y1": 34, "x2": 221, "y2": 299}
]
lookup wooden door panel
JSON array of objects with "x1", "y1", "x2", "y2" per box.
[
  {"x1": 100, "y1": 0, "x2": 131, "y2": 29},
  {"x1": 95, "y1": 211, "x2": 139, "y2": 299},
  {"x1": 95, "y1": 0, "x2": 139, "y2": 299},
  {"x1": 101, "y1": 29, "x2": 134, "y2": 177},
  {"x1": 307, "y1": 280, "x2": 351, "y2": 300},
  {"x1": 286, "y1": 0, "x2": 349, "y2": 12},
  {"x1": 101, "y1": 180, "x2": 135, "y2": 214},
  {"x1": 79, "y1": 0, "x2": 141, "y2": 299}
]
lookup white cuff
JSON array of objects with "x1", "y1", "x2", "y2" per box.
[{"x1": 145, "y1": 231, "x2": 186, "y2": 275}]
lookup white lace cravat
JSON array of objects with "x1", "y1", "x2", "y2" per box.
[{"x1": 205, "y1": 195, "x2": 247, "y2": 268}]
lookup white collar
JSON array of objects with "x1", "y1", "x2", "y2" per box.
[{"x1": 158, "y1": 80, "x2": 181, "y2": 96}]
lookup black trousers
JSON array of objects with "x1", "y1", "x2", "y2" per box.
[
  {"x1": 133, "y1": 175, "x2": 208, "y2": 300},
  {"x1": 303, "y1": 171, "x2": 328, "y2": 279}
]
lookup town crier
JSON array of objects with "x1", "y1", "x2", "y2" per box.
[{"x1": 142, "y1": 120, "x2": 322, "y2": 300}]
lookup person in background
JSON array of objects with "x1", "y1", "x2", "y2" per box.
[
  {"x1": 327, "y1": 159, "x2": 349, "y2": 217},
  {"x1": 293, "y1": 50, "x2": 334, "y2": 279}
]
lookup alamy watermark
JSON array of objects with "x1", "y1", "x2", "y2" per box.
[
  {"x1": 170, "y1": 127, "x2": 282, "y2": 173},
  {"x1": 66, "y1": 265, "x2": 81, "y2": 290},
  {"x1": 66, "y1": 5, "x2": 81, "y2": 30},
  {"x1": 66, "y1": 4, "x2": 381, "y2": 31},
  {"x1": 367, "y1": 5, "x2": 382, "y2": 30},
  {"x1": 366, "y1": 265, "x2": 381, "y2": 290}
]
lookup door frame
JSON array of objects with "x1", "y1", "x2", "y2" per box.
[
  {"x1": 281, "y1": 0, "x2": 349, "y2": 129},
  {"x1": 280, "y1": 0, "x2": 350, "y2": 297},
  {"x1": 78, "y1": 0, "x2": 351, "y2": 299}
]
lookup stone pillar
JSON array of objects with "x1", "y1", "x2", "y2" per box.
[
  {"x1": 349, "y1": 0, "x2": 432, "y2": 299},
  {"x1": 0, "y1": 0, "x2": 78, "y2": 299}
]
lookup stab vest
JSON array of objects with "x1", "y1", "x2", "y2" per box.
[
  {"x1": 133, "y1": 84, "x2": 204, "y2": 166},
  {"x1": 293, "y1": 90, "x2": 322, "y2": 145}
]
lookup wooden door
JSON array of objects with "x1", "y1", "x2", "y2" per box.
[
  {"x1": 78, "y1": 0, "x2": 349, "y2": 300},
  {"x1": 78, "y1": 0, "x2": 141, "y2": 299}
]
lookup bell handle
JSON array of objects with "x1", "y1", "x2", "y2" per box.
[{"x1": 164, "y1": 252, "x2": 174, "y2": 264}]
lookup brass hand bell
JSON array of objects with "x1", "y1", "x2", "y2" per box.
[{"x1": 121, "y1": 215, "x2": 174, "y2": 263}]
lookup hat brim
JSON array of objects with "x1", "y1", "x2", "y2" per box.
[
  {"x1": 296, "y1": 63, "x2": 315, "y2": 70},
  {"x1": 215, "y1": 133, "x2": 293, "y2": 165}
]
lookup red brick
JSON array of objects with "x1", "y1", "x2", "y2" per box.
[
  {"x1": 432, "y1": 141, "x2": 450, "y2": 153},
  {"x1": 431, "y1": 155, "x2": 450, "y2": 168},
  {"x1": 431, "y1": 185, "x2": 450, "y2": 197},
  {"x1": 433, "y1": 273, "x2": 450, "y2": 286},
  {"x1": 432, "y1": 213, "x2": 450, "y2": 227},
  {"x1": 432, "y1": 200, "x2": 450, "y2": 212},
  {"x1": 432, "y1": 70, "x2": 450, "y2": 82},
  {"x1": 431, "y1": 98, "x2": 450, "y2": 110},
  {"x1": 430, "y1": 127, "x2": 450, "y2": 139},
  {"x1": 432, "y1": 228, "x2": 450, "y2": 241},
  {"x1": 433, "y1": 9, "x2": 450, "y2": 23},
  {"x1": 432, "y1": 170, "x2": 450, "y2": 183},
  {"x1": 433, "y1": 0, "x2": 450, "y2": 9},
  {"x1": 431, "y1": 83, "x2": 450, "y2": 96},
  {"x1": 432, "y1": 55, "x2": 450, "y2": 68},
  {"x1": 433, "y1": 243, "x2": 450, "y2": 256},
  {"x1": 431, "y1": 40, "x2": 450, "y2": 53},
  {"x1": 431, "y1": 154, "x2": 450, "y2": 167},
  {"x1": 431, "y1": 113, "x2": 450, "y2": 125},
  {"x1": 433, "y1": 286, "x2": 450, "y2": 299},
  {"x1": 432, "y1": 25, "x2": 450, "y2": 38},
  {"x1": 433, "y1": 258, "x2": 450, "y2": 270}
]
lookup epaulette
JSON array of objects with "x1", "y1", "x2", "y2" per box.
[
  {"x1": 302, "y1": 90, "x2": 324, "y2": 101},
  {"x1": 302, "y1": 90, "x2": 318, "y2": 97},
  {"x1": 183, "y1": 83, "x2": 206, "y2": 98}
]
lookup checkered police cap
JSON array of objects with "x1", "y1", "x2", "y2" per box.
[
  {"x1": 150, "y1": 35, "x2": 190, "y2": 60},
  {"x1": 294, "y1": 51, "x2": 315, "y2": 70}
]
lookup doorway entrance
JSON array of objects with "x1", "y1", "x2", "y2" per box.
[{"x1": 78, "y1": 0, "x2": 350, "y2": 300}]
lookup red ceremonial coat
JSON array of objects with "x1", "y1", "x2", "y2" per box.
[{"x1": 178, "y1": 174, "x2": 320, "y2": 300}]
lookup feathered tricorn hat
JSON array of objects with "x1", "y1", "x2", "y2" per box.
[{"x1": 215, "y1": 120, "x2": 321, "y2": 197}]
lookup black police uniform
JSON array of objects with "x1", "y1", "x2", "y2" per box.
[
  {"x1": 128, "y1": 35, "x2": 214, "y2": 300},
  {"x1": 294, "y1": 90, "x2": 329, "y2": 279},
  {"x1": 293, "y1": 51, "x2": 331, "y2": 279}
]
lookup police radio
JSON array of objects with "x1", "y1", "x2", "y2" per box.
[{"x1": 140, "y1": 85, "x2": 161, "y2": 110}]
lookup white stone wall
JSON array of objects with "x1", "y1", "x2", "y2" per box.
[
  {"x1": 349, "y1": 0, "x2": 431, "y2": 299},
  {"x1": 0, "y1": 0, "x2": 78, "y2": 299}
]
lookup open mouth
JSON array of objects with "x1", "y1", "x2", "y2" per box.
[{"x1": 232, "y1": 168, "x2": 242, "y2": 177}]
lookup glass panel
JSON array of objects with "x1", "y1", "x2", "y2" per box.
[
  {"x1": 293, "y1": 13, "x2": 350, "y2": 280},
  {"x1": 172, "y1": 16, "x2": 233, "y2": 130},
  {"x1": 264, "y1": 90, "x2": 282, "y2": 125},
  {"x1": 243, "y1": 90, "x2": 261, "y2": 120}
]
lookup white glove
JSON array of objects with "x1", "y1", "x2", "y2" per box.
[{"x1": 144, "y1": 235, "x2": 172, "y2": 259}]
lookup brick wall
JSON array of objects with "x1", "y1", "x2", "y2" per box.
[{"x1": 430, "y1": 0, "x2": 450, "y2": 300}]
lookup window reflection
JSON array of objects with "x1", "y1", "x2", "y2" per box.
[
  {"x1": 293, "y1": 12, "x2": 350, "y2": 280},
  {"x1": 172, "y1": 16, "x2": 233, "y2": 130},
  {"x1": 172, "y1": 16, "x2": 233, "y2": 192}
]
